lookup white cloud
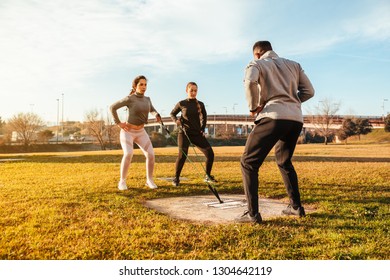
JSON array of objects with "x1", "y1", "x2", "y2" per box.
[
  {"x1": 342, "y1": 3, "x2": 390, "y2": 40},
  {"x1": 2, "y1": 0, "x2": 388, "y2": 121},
  {"x1": 0, "y1": 0, "x2": 250, "y2": 81},
  {"x1": 0, "y1": 0, "x2": 254, "y2": 120}
]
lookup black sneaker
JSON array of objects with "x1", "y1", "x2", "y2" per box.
[
  {"x1": 281, "y1": 205, "x2": 306, "y2": 217},
  {"x1": 234, "y1": 211, "x2": 262, "y2": 224},
  {"x1": 204, "y1": 175, "x2": 217, "y2": 183},
  {"x1": 172, "y1": 178, "x2": 180, "y2": 187}
]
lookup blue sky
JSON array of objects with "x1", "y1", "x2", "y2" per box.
[{"x1": 1, "y1": 0, "x2": 389, "y2": 124}]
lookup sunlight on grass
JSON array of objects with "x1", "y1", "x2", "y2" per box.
[{"x1": 0, "y1": 144, "x2": 389, "y2": 259}]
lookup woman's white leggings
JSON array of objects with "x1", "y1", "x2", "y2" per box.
[{"x1": 119, "y1": 128, "x2": 155, "y2": 182}]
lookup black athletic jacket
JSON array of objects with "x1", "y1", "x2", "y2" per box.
[{"x1": 170, "y1": 98, "x2": 207, "y2": 135}]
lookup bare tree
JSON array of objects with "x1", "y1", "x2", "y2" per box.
[
  {"x1": 37, "y1": 130, "x2": 55, "y2": 143},
  {"x1": 309, "y1": 99, "x2": 341, "y2": 145},
  {"x1": 0, "y1": 117, "x2": 5, "y2": 136},
  {"x1": 104, "y1": 110, "x2": 120, "y2": 148},
  {"x1": 84, "y1": 109, "x2": 106, "y2": 150},
  {"x1": 7, "y1": 112, "x2": 45, "y2": 146}
]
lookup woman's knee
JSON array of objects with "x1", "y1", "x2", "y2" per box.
[
  {"x1": 123, "y1": 151, "x2": 133, "y2": 161},
  {"x1": 145, "y1": 149, "x2": 155, "y2": 161},
  {"x1": 206, "y1": 147, "x2": 214, "y2": 159}
]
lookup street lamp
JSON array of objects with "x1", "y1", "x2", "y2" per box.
[
  {"x1": 223, "y1": 106, "x2": 228, "y2": 131},
  {"x1": 61, "y1": 93, "x2": 64, "y2": 142},
  {"x1": 232, "y1": 103, "x2": 238, "y2": 115},
  {"x1": 232, "y1": 103, "x2": 238, "y2": 134},
  {"x1": 382, "y1": 99, "x2": 388, "y2": 120},
  {"x1": 56, "y1": 99, "x2": 59, "y2": 144},
  {"x1": 213, "y1": 111, "x2": 216, "y2": 138}
]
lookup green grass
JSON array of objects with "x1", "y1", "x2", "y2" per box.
[
  {"x1": 0, "y1": 144, "x2": 389, "y2": 260},
  {"x1": 346, "y1": 128, "x2": 390, "y2": 144}
]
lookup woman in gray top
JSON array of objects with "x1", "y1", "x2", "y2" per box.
[{"x1": 110, "y1": 75, "x2": 161, "y2": 190}]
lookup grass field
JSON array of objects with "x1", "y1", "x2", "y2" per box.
[{"x1": 0, "y1": 143, "x2": 389, "y2": 260}]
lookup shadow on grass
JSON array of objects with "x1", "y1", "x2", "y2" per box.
[{"x1": 2, "y1": 154, "x2": 390, "y2": 164}]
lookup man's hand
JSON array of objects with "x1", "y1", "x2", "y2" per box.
[{"x1": 249, "y1": 105, "x2": 265, "y2": 117}]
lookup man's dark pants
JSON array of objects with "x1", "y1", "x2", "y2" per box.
[{"x1": 241, "y1": 118, "x2": 303, "y2": 216}]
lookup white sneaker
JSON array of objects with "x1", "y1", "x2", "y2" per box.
[
  {"x1": 118, "y1": 180, "x2": 128, "y2": 190},
  {"x1": 146, "y1": 180, "x2": 158, "y2": 189}
]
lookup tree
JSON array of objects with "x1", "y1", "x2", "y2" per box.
[
  {"x1": 355, "y1": 118, "x2": 373, "y2": 140},
  {"x1": 84, "y1": 109, "x2": 106, "y2": 150},
  {"x1": 104, "y1": 111, "x2": 119, "y2": 148},
  {"x1": 0, "y1": 117, "x2": 5, "y2": 135},
  {"x1": 0, "y1": 117, "x2": 5, "y2": 145},
  {"x1": 338, "y1": 118, "x2": 356, "y2": 144},
  {"x1": 384, "y1": 114, "x2": 390, "y2": 132},
  {"x1": 309, "y1": 99, "x2": 341, "y2": 145},
  {"x1": 7, "y1": 112, "x2": 45, "y2": 146},
  {"x1": 37, "y1": 129, "x2": 54, "y2": 143},
  {"x1": 150, "y1": 131, "x2": 167, "y2": 147},
  {"x1": 337, "y1": 117, "x2": 373, "y2": 143}
]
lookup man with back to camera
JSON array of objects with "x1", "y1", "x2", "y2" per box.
[{"x1": 236, "y1": 41, "x2": 315, "y2": 224}]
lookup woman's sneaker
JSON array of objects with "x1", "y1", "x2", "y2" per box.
[
  {"x1": 146, "y1": 180, "x2": 158, "y2": 189},
  {"x1": 281, "y1": 205, "x2": 306, "y2": 217},
  {"x1": 172, "y1": 177, "x2": 180, "y2": 187},
  {"x1": 118, "y1": 180, "x2": 128, "y2": 191},
  {"x1": 204, "y1": 175, "x2": 217, "y2": 183}
]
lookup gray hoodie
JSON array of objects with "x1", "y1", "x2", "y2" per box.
[{"x1": 244, "y1": 50, "x2": 314, "y2": 123}]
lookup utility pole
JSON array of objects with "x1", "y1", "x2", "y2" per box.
[
  {"x1": 223, "y1": 107, "x2": 227, "y2": 132},
  {"x1": 61, "y1": 93, "x2": 64, "y2": 142},
  {"x1": 232, "y1": 103, "x2": 237, "y2": 115},
  {"x1": 213, "y1": 112, "x2": 216, "y2": 138},
  {"x1": 232, "y1": 103, "x2": 238, "y2": 134},
  {"x1": 382, "y1": 99, "x2": 388, "y2": 121},
  {"x1": 56, "y1": 99, "x2": 59, "y2": 144}
]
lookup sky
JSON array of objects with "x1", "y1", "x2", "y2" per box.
[{"x1": 1, "y1": 0, "x2": 390, "y2": 125}]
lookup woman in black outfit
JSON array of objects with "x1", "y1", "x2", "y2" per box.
[{"x1": 170, "y1": 82, "x2": 216, "y2": 186}]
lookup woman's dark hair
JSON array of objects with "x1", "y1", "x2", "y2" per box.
[
  {"x1": 252, "y1": 41, "x2": 273, "y2": 52},
  {"x1": 130, "y1": 75, "x2": 147, "y2": 95},
  {"x1": 186, "y1": 81, "x2": 198, "y2": 90}
]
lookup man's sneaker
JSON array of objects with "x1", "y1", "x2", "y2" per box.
[
  {"x1": 234, "y1": 211, "x2": 262, "y2": 224},
  {"x1": 146, "y1": 180, "x2": 158, "y2": 189},
  {"x1": 204, "y1": 175, "x2": 217, "y2": 183},
  {"x1": 281, "y1": 205, "x2": 306, "y2": 217},
  {"x1": 118, "y1": 180, "x2": 128, "y2": 191},
  {"x1": 172, "y1": 178, "x2": 180, "y2": 187}
]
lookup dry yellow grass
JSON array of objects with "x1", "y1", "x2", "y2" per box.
[{"x1": 0, "y1": 143, "x2": 389, "y2": 259}]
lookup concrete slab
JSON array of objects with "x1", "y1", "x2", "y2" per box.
[
  {"x1": 144, "y1": 194, "x2": 315, "y2": 224},
  {"x1": 0, "y1": 158, "x2": 25, "y2": 162}
]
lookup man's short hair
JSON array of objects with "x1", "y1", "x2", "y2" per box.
[{"x1": 252, "y1": 41, "x2": 273, "y2": 52}]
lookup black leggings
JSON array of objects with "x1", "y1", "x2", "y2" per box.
[{"x1": 175, "y1": 132, "x2": 214, "y2": 178}]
